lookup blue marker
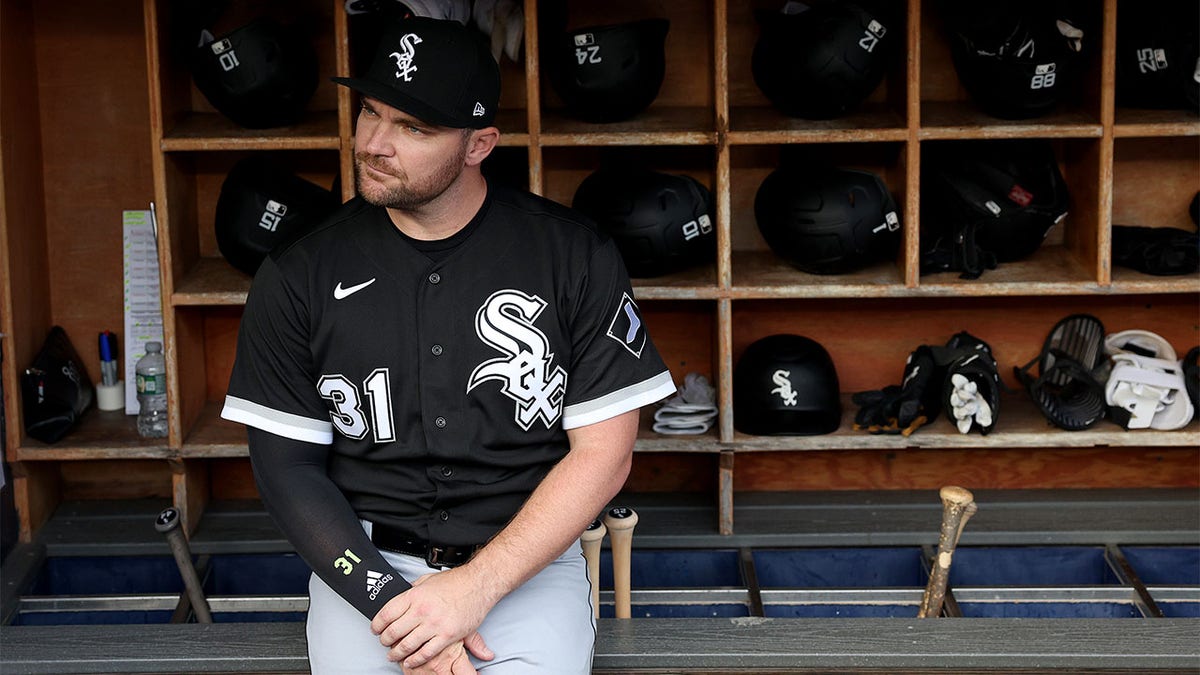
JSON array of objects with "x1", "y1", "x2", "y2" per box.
[{"x1": 99, "y1": 331, "x2": 118, "y2": 386}]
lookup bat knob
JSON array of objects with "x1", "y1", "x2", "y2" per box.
[
  {"x1": 939, "y1": 485, "x2": 974, "y2": 506},
  {"x1": 604, "y1": 506, "x2": 638, "y2": 531},
  {"x1": 155, "y1": 507, "x2": 181, "y2": 534},
  {"x1": 582, "y1": 518, "x2": 607, "y2": 541}
]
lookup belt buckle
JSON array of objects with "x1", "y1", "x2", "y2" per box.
[{"x1": 426, "y1": 546, "x2": 449, "y2": 569}]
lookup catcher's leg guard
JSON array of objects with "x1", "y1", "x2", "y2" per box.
[{"x1": 1014, "y1": 314, "x2": 1107, "y2": 431}]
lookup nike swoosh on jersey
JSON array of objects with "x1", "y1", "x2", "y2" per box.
[{"x1": 333, "y1": 278, "x2": 377, "y2": 300}]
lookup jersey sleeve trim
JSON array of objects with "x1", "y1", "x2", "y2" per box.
[
  {"x1": 221, "y1": 395, "x2": 334, "y2": 445},
  {"x1": 561, "y1": 370, "x2": 676, "y2": 430}
]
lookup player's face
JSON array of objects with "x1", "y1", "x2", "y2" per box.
[{"x1": 353, "y1": 98, "x2": 472, "y2": 210}]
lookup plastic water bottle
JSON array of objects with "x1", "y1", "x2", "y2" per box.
[{"x1": 136, "y1": 341, "x2": 168, "y2": 438}]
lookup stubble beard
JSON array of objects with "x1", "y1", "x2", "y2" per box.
[{"x1": 354, "y1": 136, "x2": 470, "y2": 211}]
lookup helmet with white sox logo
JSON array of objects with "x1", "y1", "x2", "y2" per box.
[
  {"x1": 734, "y1": 334, "x2": 842, "y2": 436},
  {"x1": 573, "y1": 167, "x2": 716, "y2": 278}
]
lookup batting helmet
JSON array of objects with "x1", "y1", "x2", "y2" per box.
[
  {"x1": 215, "y1": 156, "x2": 340, "y2": 275},
  {"x1": 941, "y1": 0, "x2": 1087, "y2": 119},
  {"x1": 754, "y1": 166, "x2": 900, "y2": 274},
  {"x1": 1115, "y1": 2, "x2": 1200, "y2": 111},
  {"x1": 545, "y1": 18, "x2": 670, "y2": 123},
  {"x1": 572, "y1": 167, "x2": 715, "y2": 277},
  {"x1": 734, "y1": 334, "x2": 842, "y2": 436},
  {"x1": 751, "y1": 0, "x2": 896, "y2": 120},
  {"x1": 920, "y1": 139, "x2": 1070, "y2": 279},
  {"x1": 191, "y1": 18, "x2": 319, "y2": 129}
]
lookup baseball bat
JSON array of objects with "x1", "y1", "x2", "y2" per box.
[
  {"x1": 155, "y1": 507, "x2": 212, "y2": 623},
  {"x1": 917, "y1": 485, "x2": 977, "y2": 618},
  {"x1": 580, "y1": 518, "x2": 607, "y2": 618},
  {"x1": 603, "y1": 506, "x2": 638, "y2": 619}
]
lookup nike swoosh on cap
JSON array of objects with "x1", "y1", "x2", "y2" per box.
[{"x1": 333, "y1": 278, "x2": 377, "y2": 300}]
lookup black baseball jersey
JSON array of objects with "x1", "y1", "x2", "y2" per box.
[{"x1": 222, "y1": 184, "x2": 675, "y2": 546}]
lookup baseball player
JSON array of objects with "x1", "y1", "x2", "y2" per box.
[{"x1": 220, "y1": 15, "x2": 675, "y2": 675}]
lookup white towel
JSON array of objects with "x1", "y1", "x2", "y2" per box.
[{"x1": 653, "y1": 373, "x2": 719, "y2": 435}]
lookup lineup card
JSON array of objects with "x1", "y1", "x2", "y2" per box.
[{"x1": 123, "y1": 209, "x2": 165, "y2": 414}]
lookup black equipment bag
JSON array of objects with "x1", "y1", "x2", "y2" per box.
[{"x1": 21, "y1": 326, "x2": 95, "y2": 444}]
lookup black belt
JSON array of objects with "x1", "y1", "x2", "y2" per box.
[{"x1": 370, "y1": 522, "x2": 482, "y2": 569}]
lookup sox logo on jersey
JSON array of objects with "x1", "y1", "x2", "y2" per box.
[{"x1": 468, "y1": 289, "x2": 568, "y2": 431}]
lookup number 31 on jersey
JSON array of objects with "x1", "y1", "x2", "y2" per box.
[{"x1": 318, "y1": 370, "x2": 395, "y2": 443}]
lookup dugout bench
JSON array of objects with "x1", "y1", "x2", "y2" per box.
[{"x1": 2, "y1": 489, "x2": 1199, "y2": 673}]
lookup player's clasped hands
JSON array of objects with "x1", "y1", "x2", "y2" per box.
[
  {"x1": 372, "y1": 566, "x2": 497, "y2": 673},
  {"x1": 399, "y1": 640, "x2": 475, "y2": 675}
]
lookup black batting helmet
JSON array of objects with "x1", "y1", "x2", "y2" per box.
[
  {"x1": 573, "y1": 167, "x2": 715, "y2": 277},
  {"x1": 215, "y1": 156, "x2": 340, "y2": 275},
  {"x1": 751, "y1": 0, "x2": 896, "y2": 120},
  {"x1": 920, "y1": 139, "x2": 1070, "y2": 278},
  {"x1": 941, "y1": 0, "x2": 1087, "y2": 119},
  {"x1": 1115, "y1": 2, "x2": 1200, "y2": 111},
  {"x1": 545, "y1": 18, "x2": 670, "y2": 123},
  {"x1": 734, "y1": 334, "x2": 842, "y2": 436},
  {"x1": 191, "y1": 18, "x2": 319, "y2": 129},
  {"x1": 754, "y1": 166, "x2": 901, "y2": 274}
]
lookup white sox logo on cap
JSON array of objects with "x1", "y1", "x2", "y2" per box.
[
  {"x1": 332, "y1": 16, "x2": 500, "y2": 129},
  {"x1": 389, "y1": 33, "x2": 423, "y2": 82}
]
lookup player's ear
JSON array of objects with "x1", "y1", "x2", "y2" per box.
[{"x1": 464, "y1": 126, "x2": 499, "y2": 167}]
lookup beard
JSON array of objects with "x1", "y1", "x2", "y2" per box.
[{"x1": 354, "y1": 136, "x2": 469, "y2": 210}]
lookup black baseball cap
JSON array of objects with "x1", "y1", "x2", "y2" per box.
[{"x1": 333, "y1": 16, "x2": 500, "y2": 128}]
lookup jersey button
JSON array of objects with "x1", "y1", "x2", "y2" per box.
[
  {"x1": 431, "y1": 344, "x2": 444, "y2": 356},
  {"x1": 434, "y1": 416, "x2": 447, "y2": 428},
  {"x1": 440, "y1": 466, "x2": 453, "y2": 478},
  {"x1": 439, "y1": 510, "x2": 450, "y2": 521},
  {"x1": 428, "y1": 272, "x2": 442, "y2": 284}
]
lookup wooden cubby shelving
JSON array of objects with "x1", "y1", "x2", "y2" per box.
[{"x1": 2, "y1": 0, "x2": 1197, "y2": 543}]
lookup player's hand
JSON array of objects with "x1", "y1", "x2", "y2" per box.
[
  {"x1": 372, "y1": 567, "x2": 497, "y2": 670},
  {"x1": 402, "y1": 639, "x2": 476, "y2": 675}
]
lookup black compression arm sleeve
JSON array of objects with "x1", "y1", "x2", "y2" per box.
[{"x1": 247, "y1": 426, "x2": 411, "y2": 618}]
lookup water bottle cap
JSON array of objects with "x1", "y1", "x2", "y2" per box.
[{"x1": 147, "y1": 341, "x2": 162, "y2": 352}]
